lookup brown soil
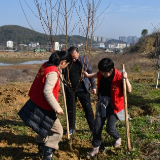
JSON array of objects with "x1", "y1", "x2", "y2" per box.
[{"x1": 0, "y1": 82, "x2": 94, "y2": 160}]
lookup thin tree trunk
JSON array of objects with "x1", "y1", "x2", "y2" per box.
[{"x1": 65, "y1": 0, "x2": 68, "y2": 49}]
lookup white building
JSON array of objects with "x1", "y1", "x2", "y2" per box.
[
  {"x1": 18, "y1": 44, "x2": 28, "y2": 51},
  {"x1": 54, "y1": 42, "x2": 59, "y2": 51},
  {"x1": 108, "y1": 43, "x2": 126, "y2": 49},
  {"x1": 101, "y1": 36, "x2": 106, "y2": 43},
  {"x1": 93, "y1": 36, "x2": 98, "y2": 42},
  {"x1": 115, "y1": 43, "x2": 127, "y2": 49},
  {"x1": 6, "y1": 41, "x2": 13, "y2": 48},
  {"x1": 97, "y1": 36, "x2": 101, "y2": 42},
  {"x1": 77, "y1": 43, "x2": 83, "y2": 47},
  {"x1": 108, "y1": 43, "x2": 117, "y2": 49},
  {"x1": 99, "y1": 43, "x2": 105, "y2": 48},
  {"x1": 29, "y1": 42, "x2": 39, "y2": 48},
  {"x1": 127, "y1": 36, "x2": 132, "y2": 44},
  {"x1": 119, "y1": 36, "x2": 127, "y2": 43},
  {"x1": 47, "y1": 42, "x2": 60, "y2": 51},
  {"x1": 132, "y1": 36, "x2": 138, "y2": 43},
  {"x1": 105, "y1": 49, "x2": 113, "y2": 53}
]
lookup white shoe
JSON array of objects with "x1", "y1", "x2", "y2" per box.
[
  {"x1": 114, "y1": 138, "x2": 121, "y2": 148},
  {"x1": 87, "y1": 146, "x2": 99, "y2": 159}
]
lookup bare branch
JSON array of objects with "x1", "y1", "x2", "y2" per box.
[
  {"x1": 19, "y1": 0, "x2": 35, "y2": 31},
  {"x1": 23, "y1": 0, "x2": 39, "y2": 19},
  {"x1": 65, "y1": 0, "x2": 68, "y2": 49},
  {"x1": 54, "y1": 0, "x2": 61, "y2": 42},
  {"x1": 74, "y1": 4, "x2": 87, "y2": 35},
  {"x1": 93, "y1": 16, "x2": 105, "y2": 33},
  {"x1": 95, "y1": 0, "x2": 102, "y2": 13},
  {"x1": 90, "y1": 2, "x2": 110, "y2": 30},
  {"x1": 80, "y1": 0, "x2": 88, "y2": 18},
  {"x1": 69, "y1": 21, "x2": 80, "y2": 35}
]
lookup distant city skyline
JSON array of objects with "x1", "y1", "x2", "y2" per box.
[
  {"x1": 0, "y1": 0, "x2": 160, "y2": 39},
  {"x1": 92, "y1": 35, "x2": 139, "y2": 44}
]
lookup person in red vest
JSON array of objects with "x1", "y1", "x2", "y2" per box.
[
  {"x1": 18, "y1": 50, "x2": 71, "y2": 160},
  {"x1": 83, "y1": 58, "x2": 132, "y2": 158}
]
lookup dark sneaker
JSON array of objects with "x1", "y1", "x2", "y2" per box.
[
  {"x1": 69, "y1": 129, "x2": 75, "y2": 135},
  {"x1": 86, "y1": 146, "x2": 99, "y2": 159},
  {"x1": 34, "y1": 143, "x2": 44, "y2": 157},
  {"x1": 64, "y1": 129, "x2": 75, "y2": 135},
  {"x1": 43, "y1": 146, "x2": 55, "y2": 160}
]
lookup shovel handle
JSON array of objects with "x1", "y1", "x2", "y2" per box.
[{"x1": 122, "y1": 64, "x2": 131, "y2": 151}]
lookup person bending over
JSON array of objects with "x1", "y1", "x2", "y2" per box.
[{"x1": 84, "y1": 58, "x2": 132, "y2": 158}]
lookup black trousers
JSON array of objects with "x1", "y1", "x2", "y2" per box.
[{"x1": 65, "y1": 86, "x2": 95, "y2": 132}]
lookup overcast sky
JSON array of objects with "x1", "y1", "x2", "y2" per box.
[{"x1": 0, "y1": 0, "x2": 160, "y2": 39}]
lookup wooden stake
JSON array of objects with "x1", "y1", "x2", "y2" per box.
[
  {"x1": 122, "y1": 64, "x2": 131, "y2": 151},
  {"x1": 60, "y1": 74, "x2": 70, "y2": 140}
]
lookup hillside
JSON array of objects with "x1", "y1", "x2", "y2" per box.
[
  {"x1": 128, "y1": 34, "x2": 156, "y2": 54},
  {"x1": 0, "y1": 25, "x2": 87, "y2": 45}
]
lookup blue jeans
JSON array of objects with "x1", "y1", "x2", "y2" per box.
[{"x1": 92, "y1": 103, "x2": 120, "y2": 147}]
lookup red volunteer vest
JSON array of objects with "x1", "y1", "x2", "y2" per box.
[
  {"x1": 97, "y1": 68, "x2": 124, "y2": 114},
  {"x1": 29, "y1": 62, "x2": 60, "y2": 111}
]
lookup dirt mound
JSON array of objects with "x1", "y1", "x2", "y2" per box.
[
  {"x1": 0, "y1": 83, "x2": 30, "y2": 105},
  {"x1": 0, "y1": 83, "x2": 30, "y2": 125},
  {"x1": 1, "y1": 86, "x2": 28, "y2": 104}
]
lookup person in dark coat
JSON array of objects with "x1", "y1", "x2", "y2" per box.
[{"x1": 63, "y1": 46, "x2": 96, "y2": 135}]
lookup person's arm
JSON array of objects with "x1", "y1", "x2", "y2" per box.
[
  {"x1": 122, "y1": 71, "x2": 132, "y2": 92},
  {"x1": 43, "y1": 72, "x2": 64, "y2": 114},
  {"x1": 84, "y1": 71, "x2": 98, "y2": 78},
  {"x1": 85, "y1": 60, "x2": 97, "y2": 94}
]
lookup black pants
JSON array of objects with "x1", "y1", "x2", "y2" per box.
[
  {"x1": 65, "y1": 87, "x2": 95, "y2": 132},
  {"x1": 92, "y1": 104, "x2": 120, "y2": 147}
]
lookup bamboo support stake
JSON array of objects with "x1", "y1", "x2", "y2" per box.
[
  {"x1": 122, "y1": 64, "x2": 131, "y2": 151},
  {"x1": 60, "y1": 74, "x2": 70, "y2": 140},
  {"x1": 156, "y1": 69, "x2": 159, "y2": 89}
]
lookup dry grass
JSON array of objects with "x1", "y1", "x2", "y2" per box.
[
  {"x1": 0, "y1": 64, "x2": 41, "y2": 84},
  {"x1": 89, "y1": 52, "x2": 156, "y2": 79}
]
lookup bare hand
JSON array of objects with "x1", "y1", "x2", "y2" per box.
[
  {"x1": 56, "y1": 108, "x2": 64, "y2": 115},
  {"x1": 92, "y1": 89, "x2": 96, "y2": 95},
  {"x1": 122, "y1": 71, "x2": 128, "y2": 79},
  {"x1": 83, "y1": 71, "x2": 88, "y2": 78}
]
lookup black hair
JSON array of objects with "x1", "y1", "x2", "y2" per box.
[
  {"x1": 98, "y1": 58, "x2": 114, "y2": 72},
  {"x1": 68, "y1": 46, "x2": 79, "y2": 53},
  {"x1": 47, "y1": 50, "x2": 72, "y2": 66}
]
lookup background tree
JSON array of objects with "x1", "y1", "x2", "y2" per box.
[
  {"x1": 141, "y1": 29, "x2": 148, "y2": 37},
  {"x1": 19, "y1": 0, "x2": 79, "y2": 50}
]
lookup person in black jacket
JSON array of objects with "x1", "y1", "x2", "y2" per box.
[{"x1": 63, "y1": 46, "x2": 96, "y2": 135}]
